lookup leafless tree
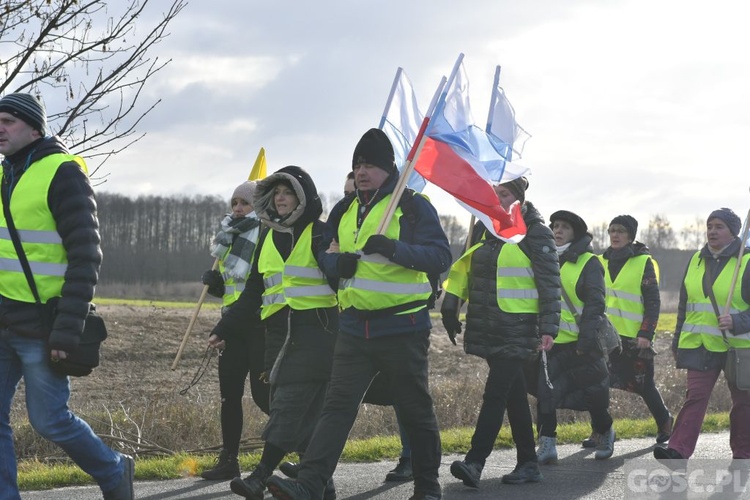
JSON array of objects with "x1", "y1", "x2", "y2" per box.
[
  {"x1": 590, "y1": 221, "x2": 610, "y2": 252},
  {"x1": 0, "y1": 0, "x2": 186, "y2": 177},
  {"x1": 641, "y1": 213, "x2": 678, "y2": 249},
  {"x1": 439, "y1": 214, "x2": 468, "y2": 250},
  {"x1": 680, "y1": 216, "x2": 706, "y2": 250}
]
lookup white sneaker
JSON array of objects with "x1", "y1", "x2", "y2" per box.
[{"x1": 536, "y1": 436, "x2": 558, "y2": 465}]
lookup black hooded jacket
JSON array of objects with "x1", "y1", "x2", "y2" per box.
[
  {"x1": 0, "y1": 136, "x2": 101, "y2": 352},
  {"x1": 212, "y1": 166, "x2": 336, "y2": 384}
]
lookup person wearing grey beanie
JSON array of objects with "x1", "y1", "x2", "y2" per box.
[
  {"x1": 1, "y1": 91, "x2": 136, "y2": 498},
  {"x1": 655, "y1": 207, "x2": 750, "y2": 464}
]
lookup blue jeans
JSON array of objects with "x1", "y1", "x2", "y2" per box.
[{"x1": 0, "y1": 329, "x2": 124, "y2": 499}]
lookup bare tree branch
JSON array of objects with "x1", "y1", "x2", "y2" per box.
[{"x1": 0, "y1": 0, "x2": 187, "y2": 173}]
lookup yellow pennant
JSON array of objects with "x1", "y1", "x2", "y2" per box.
[{"x1": 249, "y1": 147, "x2": 267, "y2": 181}]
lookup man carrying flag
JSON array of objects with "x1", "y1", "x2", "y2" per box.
[{"x1": 266, "y1": 128, "x2": 451, "y2": 500}]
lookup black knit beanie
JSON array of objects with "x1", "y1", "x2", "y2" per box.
[
  {"x1": 352, "y1": 128, "x2": 396, "y2": 174},
  {"x1": 609, "y1": 214, "x2": 638, "y2": 241},
  {"x1": 550, "y1": 210, "x2": 588, "y2": 240},
  {"x1": 708, "y1": 208, "x2": 741, "y2": 237},
  {"x1": 500, "y1": 176, "x2": 529, "y2": 204},
  {"x1": 0, "y1": 92, "x2": 47, "y2": 136}
]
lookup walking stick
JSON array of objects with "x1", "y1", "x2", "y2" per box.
[{"x1": 171, "y1": 258, "x2": 219, "y2": 370}]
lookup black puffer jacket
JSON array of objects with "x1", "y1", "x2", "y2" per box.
[
  {"x1": 460, "y1": 201, "x2": 560, "y2": 360},
  {"x1": 0, "y1": 136, "x2": 101, "y2": 353},
  {"x1": 212, "y1": 166, "x2": 337, "y2": 385},
  {"x1": 673, "y1": 238, "x2": 750, "y2": 372}
]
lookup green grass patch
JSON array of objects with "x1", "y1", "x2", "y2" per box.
[
  {"x1": 18, "y1": 414, "x2": 730, "y2": 490},
  {"x1": 95, "y1": 297, "x2": 221, "y2": 309}
]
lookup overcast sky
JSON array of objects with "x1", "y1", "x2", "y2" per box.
[{"x1": 98, "y1": 0, "x2": 749, "y2": 237}]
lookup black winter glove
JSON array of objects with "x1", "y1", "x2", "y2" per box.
[
  {"x1": 201, "y1": 269, "x2": 225, "y2": 298},
  {"x1": 337, "y1": 252, "x2": 361, "y2": 279},
  {"x1": 362, "y1": 234, "x2": 396, "y2": 259},
  {"x1": 441, "y1": 310, "x2": 462, "y2": 345}
]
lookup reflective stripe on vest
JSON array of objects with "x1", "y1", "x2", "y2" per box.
[
  {"x1": 257, "y1": 224, "x2": 336, "y2": 319},
  {"x1": 219, "y1": 256, "x2": 248, "y2": 307},
  {"x1": 556, "y1": 253, "x2": 595, "y2": 344},
  {"x1": 0, "y1": 153, "x2": 87, "y2": 303},
  {"x1": 496, "y1": 244, "x2": 539, "y2": 313},
  {"x1": 337, "y1": 194, "x2": 431, "y2": 313},
  {"x1": 679, "y1": 251, "x2": 750, "y2": 352},
  {"x1": 602, "y1": 254, "x2": 653, "y2": 338}
]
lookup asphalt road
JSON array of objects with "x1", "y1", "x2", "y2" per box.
[{"x1": 21, "y1": 431, "x2": 749, "y2": 499}]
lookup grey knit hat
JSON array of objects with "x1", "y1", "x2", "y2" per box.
[
  {"x1": 708, "y1": 207, "x2": 741, "y2": 237},
  {"x1": 0, "y1": 92, "x2": 47, "y2": 136},
  {"x1": 231, "y1": 181, "x2": 257, "y2": 207}
]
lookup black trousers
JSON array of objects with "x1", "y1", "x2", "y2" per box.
[
  {"x1": 218, "y1": 319, "x2": 269, "y2": 456},
  {"x1": 466, "y1": 355, "x2": 537, "y2": 466},
  {"x1": 296, "y1": 331, "x2": 441, "y2": 498}
]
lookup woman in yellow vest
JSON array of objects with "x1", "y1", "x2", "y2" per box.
[
  {"x1": 441, "y1": 177, "x2": 560, "y2": 488},
  {"x1": 599, "y1": 214, "x2": 672, "y2": 446},
  {"x1": 535, "y1": 210, "x2": 615, "y2": 464},
  {"x1": 655, "y1": 208, "x2": 750, "y2": 463},
  {"x1": 208, "y1": 166, "x2": 338, "y2": 500},
  {"x1": 200, "y1": 181, "x2": 270, "y2": 481}
]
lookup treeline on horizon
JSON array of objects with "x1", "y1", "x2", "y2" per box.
[{"x1": 95, "y1": 192, "x2": 700, "y2": 293}]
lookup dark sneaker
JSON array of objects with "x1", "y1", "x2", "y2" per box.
[
  {"x1": 324, "y1": 477, "x2": 337, "y2": 500},
  {"x1": 594, "y1": 427, "x2": 616, "y2": 460},
  {"x1": 582, "y1": 431, "x2": 600, "y2": 448},
  {"x1": 656, "y1": 415, "x2": 674, "y2": 444},
  {"x1": 408, "y1": 493, "x2": 442, "y2": 500},
  {"x1": 103, "y1": 454, "x2": 134, "y2": 500},
  {"x1": 266, "y1": 476, "x2": 314, "y2": 500},
  {"x1": 201, "y1": 449, "x2": 240, "y2": 480},
  {"x1": 450, "y1": 460, "x2": 482, "y2": 488},
  {"x1": 654, "y1": 447, "x2": 687, "y2": 471},
  {"x1": 501, "y1": 461, "x2": 542, "y2": 484},
  {"x1": 229, "y1": 463, "x2": 271, "y2": 500},
  {"x1": 385, "y1": 457, "x2": 413, "y2": 482},
  {"x1": 279, "y1": 461, "x2": 300, "y2": 479}
]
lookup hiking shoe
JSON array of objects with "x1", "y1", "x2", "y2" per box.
[
  {"x1": 408, "y1": 493, "x2": 442, "y2": 499},
  {"x1": 654, "y1": 447, "x2": 687, "y2": 471},
  {"x1": 501, "y1": 461, "x2": 542, "y2": 484},
  {"x1": 656, "y1": 415, "x2": 674, "y2": 444},
  {"x1": 450, "y1": 460, "x2": 482, "y2": 488},
  {"x1": 536, "y1": 436, "x2": 558, "y2": 465},
  {"x1": 595, "y1": 427, "x2": 616, "y2": 460},
  {"x1": 103, "y1": 454, "x2": 134, "y2": 500},
  {"x1": 229, "y1": 463, "x2": 271, "y2": 499},
  {"x1": 582, "y1": 431, "x2": 600, "y2": 448},
  {"x1": 279, "y1": 461, "x2": 300, "y2": 479},
  {"x1": 385, "y1": 457, "x2": 413, "y2": 482},
  {"x1": 201, "y1": 449, "x2": 240, "y2": 480},
  {"x1": 266, "y1": 476, "x2": 314, "y2": 500}
]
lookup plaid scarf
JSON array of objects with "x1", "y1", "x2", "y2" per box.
[{"x1": 210, "y1": 214, "x2": 261, "y2": 280}]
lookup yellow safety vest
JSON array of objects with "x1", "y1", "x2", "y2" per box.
[
  {"x1": 601, "y1": 254, "x2": 654, "y2": 339},
  {"x1": 219, "y1": 257, "x2": 247, "y2": 307},
  {"x1": 443, "y1": 241, "x2": 539, "y2": 313},
  {"x1": 337, "y1": 195, "x2": 431, "y2": 313},
  {"x1": 557, "y1": 253, "x2": 595, "y2": 344},
  {"x1": 0, "y1": 153, "x2": 87, "y2": 303},
  {"x1": 257, "y1": 224, "x2": 336, "y2": 320},
  {"x1": 678, "y1": 252, "x2": 750, "y2": 351}
]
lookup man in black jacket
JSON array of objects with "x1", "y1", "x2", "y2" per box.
[{"x1": 0, "y1": 93, "x2": 133, "y2": 499}]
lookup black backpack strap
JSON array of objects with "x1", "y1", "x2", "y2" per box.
[{"x1": 1, "y1": 183, "x2": 43, "y2": 305}]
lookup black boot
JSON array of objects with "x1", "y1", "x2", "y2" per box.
[
  {"x1": 230, "y1": 463, "x2": 272, "y2": 499},
  {"x1": 201, "y1": 449, "x2": 240, "y2": 480},
  {"x1": 324, "y1": 477, "x2": 336, "y2": 500},
  {"x1": 385, "y1": 457, "x2": 413, "y2": 482}
]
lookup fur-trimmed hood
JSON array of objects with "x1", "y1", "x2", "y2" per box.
[{"x1": 253, "y1": 165, "x2": 322, "y2": 232}]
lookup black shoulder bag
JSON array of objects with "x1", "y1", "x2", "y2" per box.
[{"x1": 1, "y1": 185, "x2": 107, "y2": 377}]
